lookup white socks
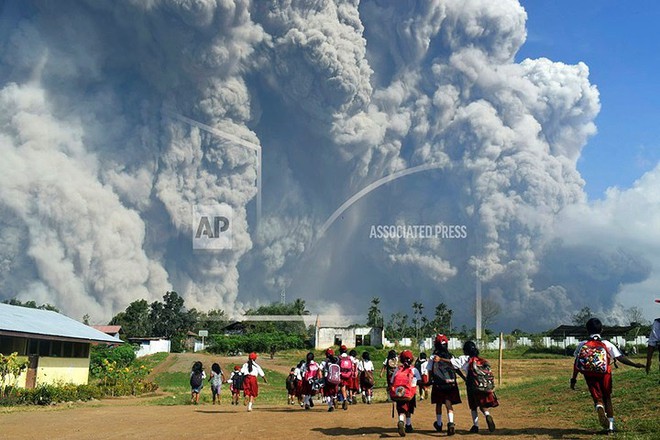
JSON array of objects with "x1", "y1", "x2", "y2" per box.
[
  {"x1": 399, "y1": 414, "x2": 406, "y2": 422},
  {"x1": 247, "y1": 402, "x2": 253, "y2": 411},
  {"x1": 406, "y1": 417, "x2": 412, "y2": 425},
  {"x1": 448, "y1": 411, "x2": 454, "y2": 423},
  {"x1": 609, "y1": 417, "x2": 615, "y2": 430}
]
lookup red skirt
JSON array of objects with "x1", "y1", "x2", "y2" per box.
[
  {"x1": 243, "y1": 375, "x2": 259, "y2": 397},
  {"x1": 301, "y1": 379, "x2": 317, "y2": 396},
  {"x1": 294, "y1": 379, "x2": 303, "y2": 398},
  {"x1": 395, "y1": 395, "x2": 417, "y2": 414},
  {"x1": 466, "y1": 388, "x2": 498, "y2": 410},
  {"x1": 323, "y1": 382, "x2": 338, "y2": 397}
]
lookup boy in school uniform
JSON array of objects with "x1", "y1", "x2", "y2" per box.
[{"x1": 570, "y1": 318, "x2": 645, "y2": 435}]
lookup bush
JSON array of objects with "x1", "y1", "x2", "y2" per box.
[
  {"x1": 207, "y1": 332, "x2": 305, "y2": 355},
  {"x1": 90, "y1": 344, "x2": 136, "y2": 376}
]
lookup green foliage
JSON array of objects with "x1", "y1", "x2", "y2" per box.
[
  {"x1": 90, "y1": 358, "x2": 156, "y2": 396},
  {"x1": 367, "y1": 297, "x2": 383, "y2": 328},
  {"x1": 109, "y1": 299, "x2": 151, "y2": 339},
  {"x1": 0, "y1": 353, "x2": 28, "y2": 400},
  {"x1": 1, "y1": 298, "x2": 59, "y2": 312},
  {"x1": 243, "y1": 299, "x2": 310, "y2": 338},
  {"x1": 89, "y1": 344, "x2": 136, "y2": 375},
  {"x1": 207, "y1": 332, "x2": 305, "y2": 356}
]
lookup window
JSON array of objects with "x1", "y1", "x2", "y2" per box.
[
  {"x1": 73, "y1": 342, "x2": 89, "y2": 358},
  {"x1": 38, "y1": 340, "x2": 51, "y2": 356},
  {"x1": 334, "y1": 334, "x2": 342, "y2": 346},
  {"x1": 363, "y1": 335, "x2": 371, "y2": 346},
  {"x1": 62, "y1": 342, "x2": 74, "y2": 358},
  {"x1": 28, "y1": 339, "x2": 39, "y2": 355},
  {"x1": 0, "y1": 336, "x2": 27, "y2": 355},
  {"x1": 50, "y1": 341, "x2": 62, "y2": 357},
  {"x1": 355, "y1": 335, "x2": 363, "y2": 346}
]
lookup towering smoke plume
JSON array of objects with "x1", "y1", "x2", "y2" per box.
[{"x1": 1, "y1": 0, "x2": 658, "y2": 329}]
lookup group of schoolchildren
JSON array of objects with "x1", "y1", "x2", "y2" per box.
[
  {"x1": 286, "y1": 345, "x2": 377, "y2": 412},
  {"x1": 189, "y1": 351, "x2": 267, "y2": 412},
  {"x1": 187, "y1": 312, "x2": 657, "y2": 436}
]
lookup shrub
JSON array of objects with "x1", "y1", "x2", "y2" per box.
[{"x1": 90, "y1": 344, "x2": 136, "y2": 376}]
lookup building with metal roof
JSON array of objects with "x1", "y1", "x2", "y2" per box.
[{"x1": 0, "y1": 303, "x2": 123, "y2": 388}]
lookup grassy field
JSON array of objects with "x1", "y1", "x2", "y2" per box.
[{"x1": 140, "y1": 348, "x2": 658, "y2": 439}]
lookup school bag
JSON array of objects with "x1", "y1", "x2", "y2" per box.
[
  {"x1": 339, "y1": 356, "x2": 353, "y2": 380},
  {"x1": 389, "y1": 366, "x2": 416, "y2": 401},
  {"x1": 386, "y1": 357, "x2": 397, "y2": 373},
  {"x1": 326, "y1": 363, "x2": 341, "y2": 385},
  {"x1": 362, "y1": 369, "x2": 375, "y2": 387},
  {"x1": 190, "y1": 371, "x2": 203, "y2": 389},
  {"x1": 467, "y1": 356, "x2": 495, "y2": 392},
  {"x1": 285, "y1": 374, "x2": 296, "y2": 392},
  {"x1": 232, "y1": 372, "x2": 245, "y2": 391},
  {"x1": 575, "y1": 339, "x2": 610, "y2": 375},
  {"x1": 431, "y1": 358, "x2": 456, "y2": 391},
  {"x1": 304, "y1": 362, "x2": 319, "y2": 382},
  {"x1": 414, "y1": 358, "x2": 423, "y2": 372}
]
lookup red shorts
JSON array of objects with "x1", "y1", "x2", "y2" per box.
[
  {"x1": 243, "y1": 375, "x2": 259, "y2": 397},
  {"x1": 395, "y1": 395, "x2": 417, "y2": 415},
  {"x1": 584, "y1": 373, "x2": 612, "y2": 403},
  {"x1": 431, "y1": 384, "x2": 462, "y2": 405}
]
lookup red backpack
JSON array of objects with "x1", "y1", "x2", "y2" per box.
[
  {"x1": 389, "y1": 366, "x2": 416, "y2": 401},
  {"x1": 326, "y1": 363, "x2": 341, "y2": 385},
  {"x1": 467, "y1": 356, "x2": 495, "y2": 393},
  {"x1": 575, "y1": 339, "x2": 610, "y2": 376},
  {"x1": 339, "y1": 356, "x2": 353, "y2": 379}
]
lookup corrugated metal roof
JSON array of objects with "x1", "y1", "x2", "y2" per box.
[
  {"x1": 0, "y1": 303, "x2": 122, "y2": 344},
  {"x1": 91, "y1": 325, "x2": 122, "y2": 334}
]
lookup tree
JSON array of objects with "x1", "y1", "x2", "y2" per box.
[
  {"x1": 367, "y1": 297, "x2": 383, "y2": 328},
  {"x1": 2, "y1": 298, "x2": 59, "y2": 312},
  {"x1": 196, "y1": 309, "x2": 228, "y2": 335},
  {"x1": 385, "y1": 312, "x2": 410, "y2": 342},
  {"x1": 430, "y1": 303, "x2": 453, "y2": 335},
  {"x1": 244, "y1": 300, "x2": 309, "y2": 338},
  {"x1": 150, "y1": 291, "x2": 196, "y2": 341},
  {"x1": 481, "y1": 297, "x2": 501, "y2": 328},
  {"x1": 572, "y1": 307, "x2": 594, "y2": 325},
  {"x1": 624, "y1": 306, "x2": 647, "y2": 325},
  {"x1": 412, "y1": 302, "x2": 424, "y2": 340},
  {"x1": 110, "y1": 299, "x2": 151, "y2": 339}
]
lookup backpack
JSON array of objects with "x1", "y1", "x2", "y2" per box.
[
  {"x1": 414, "y1": 359, "x2": 422, "y2": 372},
  {"x1": 232, "y1": 372, "x2": 244, "y2": 391},
  {"x1": 431, "y1": 358, "x2": 456, "y2": 391},
  {"x1": 304, "y1": 362, "x2": 319, "y2": 382},
  {"x1": 339, "y1": 356, "x2": 353, "y2": 379},
  {"x1": 389, "y1": 366, "x2": 416, "y2": 401},
  {"x1": 285, "y1": 373, "x2": 296, "y2": 392},
  {"x1": 575, "y1": 339, "x2": 610, "y2": 375},
  {"x1": 467, "y1": 356, "x2": 495, "y2": 392},
  {"x1": 190, "y1": 371, "x2": 203, "y2": 388},
  {"x1": 326, "y1": 363, "x2": 341, "y2": 385},
  {"x1": 362, "y1": 370, "x2": 375, "y2": 387}
]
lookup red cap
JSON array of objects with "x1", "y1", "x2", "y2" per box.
[
  {"x1": 399, "y1": 350, "x2": 413, "y2": 362},
  {"x1": 249, "y1": 352, "x2": 257, "y2": 360},
  {"x1": 435, "y1": 334, "x2": 449, "y2": 344},
  {"x1": 234, "y1": 365, "x2": 240, "y2": 370},
  {"x1": 340, "y1": 344, "x2": 347, "y2": 351},
  {"x1": 325, "y1": 348, "x2": 334, "y2": 356}
]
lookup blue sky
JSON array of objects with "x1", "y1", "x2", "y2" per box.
[{"x1": 517, "y1": 0, "x2": 660, "y2": 200}]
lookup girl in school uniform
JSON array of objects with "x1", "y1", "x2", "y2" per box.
[
  {"x1": 358, "y1": 351, "x2": 375, "y2": 404},
  {"x1": 240, "y1": 352, "x2": 268, "y2": 412},
  {"x1": 427, "y1": 334, "x2": 462, "y2": 435}
]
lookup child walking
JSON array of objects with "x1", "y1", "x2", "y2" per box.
[
  {"x1": 415, "y1": 352, "x2": 429, "y2": 400},
  {"x1": 450, "y1": 340, "x2": 498, "y2": 434},
  {"x1": 320, "y1": 348, "x2": 340, "y2": 412},
  {"x1": 300, "y1": 352, "x2": 321, "y2": 410},
  {"x1": 190, "y1": 361, "x2": 206, "y2": 405},
  {"x1": 358, "y1": 351, "x2": 375, "y2": 404},
  {"x1": 241, "y1": 352, "x2": 268, "y2": 412},
  {"x1": 427, "y1": 334, "x2": 461, "y2": 435},
  {"x1": 228, "y1": 365, "x2": 243, "y2": 405},
  {"x1": 286, "y1": 367, "x2": 297, "y2": 405},
  {"x1": 380, "y1": 350, "x2": 398, "y2": 402},
  {"x1": 571, "y1": 317, "x2": 645, "y2": 434},
  {"x1": 209, "y1": 362, "x2": 225, "y2": 405},
  {"x1": 389, "y1": 350, "x2": 421, "y2": 437}
]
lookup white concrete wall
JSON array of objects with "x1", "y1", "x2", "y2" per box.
[{"x1": 135, "y1": 339, "x2": 171, "y2": 358}]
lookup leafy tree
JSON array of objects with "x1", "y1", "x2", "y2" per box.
[
  {"x1": 367, "y1": 297, "x2": 383, "y2": 328},
  {"x1": 572, "y1": 306, "x2": 594, "y2": 325},
  {"x1": 385, "y1": 312, "x2": 410, "y2": 342},
  {"x1": 430, "y1": 303, "x2": 453, "y2": 335},
  {"x1": 149, "y1": 292, "x2": 197, "y2": 351},
  {"x1": 110, "y1": 299, "x2": 152, "y2": 339},
  {"x1": 196, "y1": 309, "x2": 228, "y2": 335},
  {"x1": 2, "y1": 298, "x2": 59, "y2": 312},
  {"x1": 412, "y1": 302, "x2": 424, "y2": 340},
  {"x1": 244, "y1": 299, "x2": 309, "y2": 338}
]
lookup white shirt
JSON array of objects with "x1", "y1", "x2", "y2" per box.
[
  {"x1": 293, "y1": 367, "x2": 302, "y2": 381},
  {"x1": 648, "y1": 319, "x2": 660, "y2": 346},
  {"x1": 357, "y1": 360, "x2": 374, "y2": 372},
  {"x1": 419, "y1": 360, "x2": 429, "y2": 375},
  {"x1": 573, "y1": 335, "x2": 622, "y2": 361},
  {"x1": 240, "y1": 361, "x2": 265, "y2": 377}
]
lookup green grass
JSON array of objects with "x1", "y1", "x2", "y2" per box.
[{"x1": 497, "y1": 367, "x2": 659, "y2": 439}]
